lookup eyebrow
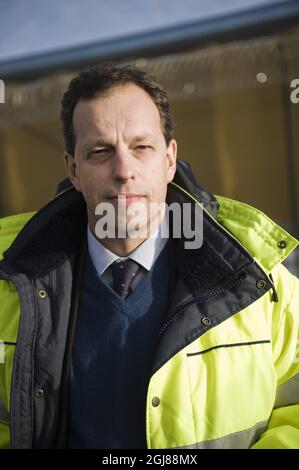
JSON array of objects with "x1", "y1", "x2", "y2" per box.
[{"x1": 133, "y1": 133, "x2": 156, "y2": 141}]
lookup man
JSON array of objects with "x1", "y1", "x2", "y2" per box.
[{"x1": 0, "y1": 63, "x2": 299, "y2": 449}]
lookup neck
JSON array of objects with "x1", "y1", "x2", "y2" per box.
[
  {"x1": 94, "y1": 236, "x2": 146, "y2": 257},
  {"x1": 89, "y1": 214, "x2": 164, "y2": 257}
]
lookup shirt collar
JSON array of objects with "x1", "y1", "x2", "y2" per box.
[{"x1": 87, "y1": 216, "x2": 168, "y2": 276}]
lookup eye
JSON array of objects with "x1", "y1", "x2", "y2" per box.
[
  {"x1": 93, "y1": 148, "x2": 107, "y2": 154},
  {"x1": 88, "y1": 148, "x2": 111, "y2": 158},
  {"x1": 135, "y1": 145, "x2": 152, "y2": 151}
]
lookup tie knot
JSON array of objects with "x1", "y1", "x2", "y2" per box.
[{"x1": 110, "y1": 259, "x2": 140, "y2": 298}]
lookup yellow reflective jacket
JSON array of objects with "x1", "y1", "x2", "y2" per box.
[{"x1": 0, "y1": 169, "x2": 298, "y2": 449}]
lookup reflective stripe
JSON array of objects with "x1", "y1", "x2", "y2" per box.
[
  {"x1": 0, "y1": 399, "x2": 9, "y2": 423},
  {"x1": 274, "y1": 373, "x2": 299, "y2": 408},
  {"x1": 172, "y1": 420, "x2": 268, "y2": 449}
]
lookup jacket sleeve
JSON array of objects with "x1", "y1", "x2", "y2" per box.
[
  {"x1": 0, "y1": 278, "x2": 20, "y2": 449},
  {"x1": 251, "y1": 263, "x2": 299, "y2": 449}
]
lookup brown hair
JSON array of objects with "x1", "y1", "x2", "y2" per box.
[{"x1": 60, "y1": 62, "x2": 173, "y2": 155}]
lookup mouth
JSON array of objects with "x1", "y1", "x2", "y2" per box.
[{"x1": 106, "y1": 194, "x2": 146, "y2": 206}]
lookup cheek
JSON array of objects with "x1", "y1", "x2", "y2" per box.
[
  {"x1": 151, "y1": 172, "x2": 169, "y2": 200},
  {"x1": 79, "y1": 171, "x2": 102, "y2": 202},
  {"x1": 148, "y1": 157, "x2": 168, "y2": 180}
]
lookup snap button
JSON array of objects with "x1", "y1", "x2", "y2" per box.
[
  {"x1": 201, "y1": 317, "x2": 212, "y2": 326},
  {"x1": 152, "y1": 396, "x2": 160, "y2": 407},
  {"x1": 34, "y1": 388, "x2": 45, "y2": 398},
  {"x1": 256, "y1": 280, "x2": 266, "y2": 289},
  {"x1": 278, "y1": 240, "x2": 287, "y2": 249},
  {"x1": 38, "y1": 290, "x2": 47, "y2": 299}
]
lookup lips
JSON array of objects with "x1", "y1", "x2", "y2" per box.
[
  {"x1": 108, "y1": 193, "x2": 144, "y2": 199},
  {"x1": 107, "y1": 194, "x2": 146, "y2": 205}
]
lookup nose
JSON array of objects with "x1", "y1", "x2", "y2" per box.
[{"x1": 112, "y1": 145, "x2": 136, "y2": 182}]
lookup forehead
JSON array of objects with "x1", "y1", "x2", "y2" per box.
[{"x1": 73, "y1": 83, "x2": 162, "y2": 139}]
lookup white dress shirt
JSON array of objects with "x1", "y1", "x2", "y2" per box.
[{"x1": 87, "y1": 216, "x2": 169, "y2": 290}]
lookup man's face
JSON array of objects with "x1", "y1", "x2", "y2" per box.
[{"x1": 65, "y1": 83, "x2": 177, "y2": 236}]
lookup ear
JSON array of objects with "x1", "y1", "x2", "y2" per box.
[
  {"x1": 166, "y1": 139, "x2": 177, "y2": 183},
  {"x1": 64, "y1": 152, "x2": 82, "y2": 192}
]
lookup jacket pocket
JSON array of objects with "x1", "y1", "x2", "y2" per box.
[
  {"x1": 186, "y1": 339, "x2": 271, "y2": 357},
  {"x1": 185, "y1": 337, "x2": 275, "y2": 448}
]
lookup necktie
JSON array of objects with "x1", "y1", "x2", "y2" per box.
[{"x1": 110, "y1": 259, "x2": 140, "y2": 298}]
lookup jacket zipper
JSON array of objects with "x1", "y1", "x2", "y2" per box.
[
  {"x1": 158, "y1": 271, "x2": 247, "y2": 337},
  {"x1": 54, "y1": 236, "x2": 87, "y2": 448}
]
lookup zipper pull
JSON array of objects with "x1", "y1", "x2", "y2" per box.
[{"x1": 269, "y1": 273, "x2": 278, "y2": 302}]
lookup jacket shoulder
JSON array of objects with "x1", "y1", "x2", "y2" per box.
[
  {"x1": 215, "y1": 195, "x2": 298, "y2": 273},
  {"x1": 0, "y1": 212, "x2": 35, "y2": 260}
]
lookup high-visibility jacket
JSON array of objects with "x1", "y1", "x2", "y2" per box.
[{"x1": 0, "y1": 161, "x2": 299, "y2": 449}]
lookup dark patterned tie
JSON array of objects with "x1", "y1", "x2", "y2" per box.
[{"x1": 110, "y1": 259, "x2": 140, "y2": 298}]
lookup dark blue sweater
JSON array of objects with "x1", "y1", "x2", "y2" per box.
[{"x1": 68, "y1": 243, "x2": 170, "y2": 448}]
